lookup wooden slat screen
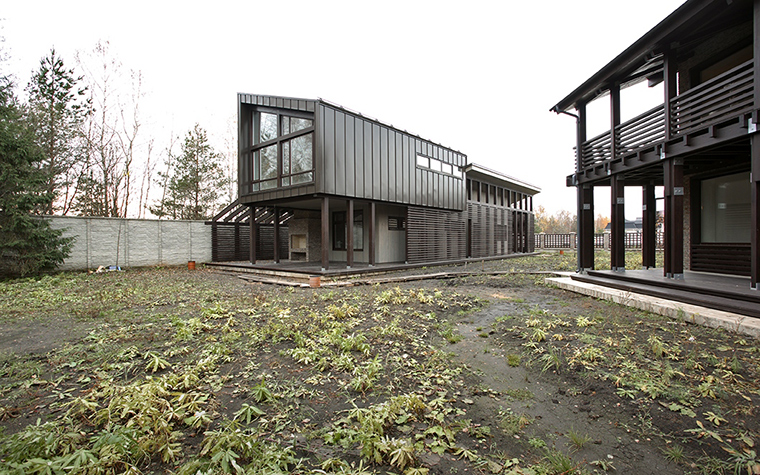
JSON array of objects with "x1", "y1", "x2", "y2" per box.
[
  {"x1": 407, "y1": 207, "x2": 466, "y2": 263},
  {"x1": 211, "y1": 224, "x2": 289, "y2": 262}
]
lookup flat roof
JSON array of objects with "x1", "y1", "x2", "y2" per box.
[{"x1": 465, "y1": 163, "x2": 541, "y2": 195}]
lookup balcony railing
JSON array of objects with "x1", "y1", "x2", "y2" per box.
[{"x1": 578, "y1": 59, "x2": 754, "y2": 171}]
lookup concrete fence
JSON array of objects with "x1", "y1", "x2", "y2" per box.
[{"x1": 47, "y1": 216, "x2": 212, "y2": 271}]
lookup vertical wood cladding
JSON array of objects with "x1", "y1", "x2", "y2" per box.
[
  {"x1": 467, "y1": 202, "x2": 512, "y2": 258},
  {"x1": 407, "y1": 207, "x2": 466, "y2": 263},
  {"x1": 317, "y1": 103, "x2": 466, "y2": 211},
  {"x1": 211, "y1": 224, "x2": 288, "y2": 262}
]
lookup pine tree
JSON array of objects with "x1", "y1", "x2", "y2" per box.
[
  {"x1": 26, "y1": 48, "x2": 90, "y2": 215},
  {"x1": 0, "y1": 69, "x2": 73, "y2": 277},
  {"x1": 151, "y1": 124, "x2": 227, "y2": 220}
]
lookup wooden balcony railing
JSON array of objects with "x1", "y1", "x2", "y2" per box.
[
  {"x1": 578, "y1": 60, "x2": 754, "y2": 172},
  {"x1": 670, "y1": 59, "x2": 754, "y2": 136}
]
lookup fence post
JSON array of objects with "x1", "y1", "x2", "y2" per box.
[
  {"x1": 570, "y1": 232, "x2": 577, "y2": 250},
  {"x1": 539, "y1": 232, "x2": 545, "y2": 249},
  {"x1": 603, "y1": 232, "x2": 611, "y2": 251}
]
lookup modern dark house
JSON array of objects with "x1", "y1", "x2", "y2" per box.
[
  {"x1": 551, "y1": 0, "x2": 760, "y2": 315},
  {"x1": 211, "y1": 94, "x2": 539, "y2": 272}
]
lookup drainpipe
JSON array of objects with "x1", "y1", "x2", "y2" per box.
[{"x1": 552, "y1": 106, "x2": 583, "y2": 273}]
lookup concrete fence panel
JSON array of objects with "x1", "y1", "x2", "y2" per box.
[{"x1": 47, "y1": 216, "x2": 212, "y2": 270}]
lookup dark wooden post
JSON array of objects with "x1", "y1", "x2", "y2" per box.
[
  {"x1": 610, "y1": 83, "x2": 621, "y2": 160},
  {"x1": 663, "y1": 48, "x2": 678, "y2": 141},
  {"x1": 752, "y1": 136, "x2": 760, "y2": 289},
  {"x1": 273, "y1": 206, "x2": 280, "y2": 263},
  {"x1": 664, "y1": 158, "x2": 684, "y2": 278},
  {"x1": 752, "y1": 0, "x2": 760, "y2": 289},
  {"x1": 368, "y1": 202, "x2": 376, "y2": 266},
  {"x1": 346, "y1": 200, "x2": 354, "y2": 269},
  {"x1": 610, "y1": 175, "x2": 626, "y2": 270},
  {"x1": 580, "y1": 185, "x2": 595, "y2": 270},
  {"x1": 642, "y1": 184, "x2": 657, "y2": 268},
  {"x1": 321, "y1": 197, "x2": 329, "y2": 271},
  {"x1": 249, "y1": 206, "x2": 257, "y2": 264}
]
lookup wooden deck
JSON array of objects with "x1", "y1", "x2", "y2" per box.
[
  {"x1": 571, "y1": 269, "x2": 760, "y2": 318},
  {"x1": 205, "y1": 253, "x2": 538, "y2": 281}
]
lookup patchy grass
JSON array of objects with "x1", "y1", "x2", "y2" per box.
[{"x1": 0, "y1": 254, "x2": 757, "y2": 475}]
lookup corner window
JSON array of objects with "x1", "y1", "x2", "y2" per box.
[
  {"x1": 251, "y1": 109, "x2": 314, "y2": 190},
  {"x1": 333, "y1": 210, "x2": 364, "y2": 251}
]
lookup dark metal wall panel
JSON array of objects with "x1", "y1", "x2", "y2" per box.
[
  {"x1": 322, "y1": 107, "x2": 336, "y2": 194},
  {"x1": 345, "y1": 116, "x2": 356, "y2": 197},
  {"x1": 354, "y1": 119, "x2": 364, "y2": 199},
  {"x1": 315, "y1": 102, "x2": 466, "y2": 210},
  {"x1": 335, "y1": 111, "x2": 346, "y2": 196}
]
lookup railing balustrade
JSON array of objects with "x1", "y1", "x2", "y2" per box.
[
  {"x1": 578, "y1": 60, "x2": 754, "y2": 171},
  {"x1": 534, "y1": 232, "x2": 664, "y2": 251}
]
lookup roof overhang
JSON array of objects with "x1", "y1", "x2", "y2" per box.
[
  {"x1": 465, "y1": 163, "x2": 541, "y2": 195},
  {"x1": 549, "y1": 0, "x2": 746, "y2": 113}
]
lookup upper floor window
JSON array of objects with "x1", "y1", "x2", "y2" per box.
[
  {"x1": 416, "y1": 154, "x2": 462, "y2": 178},
  {"x1": 252, "y1": 109, "x2": 314, "y2": 191}
]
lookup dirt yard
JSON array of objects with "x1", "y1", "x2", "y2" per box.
[{"x1": 0, "y1": 253, "x2": 758, "y2": 474}]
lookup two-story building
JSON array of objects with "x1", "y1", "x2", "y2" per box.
[
  {"x1": 551, "y1": 0, "x2": 760, "y2": 314},
  {"x1": 213, "y1": 94, "x2": 539, "y2": 273}
]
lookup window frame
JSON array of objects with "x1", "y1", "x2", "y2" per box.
[{"x1": 250, "y1": 107, "x2": 315, "y2": 191}]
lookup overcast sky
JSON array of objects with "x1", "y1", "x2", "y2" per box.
[{"x1": 2, "y1": 0, "x2": 686, "y2": 219}]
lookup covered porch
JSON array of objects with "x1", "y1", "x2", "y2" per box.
[{"x1": 568, "y1": 268, "x2": 760, "y2": 318}]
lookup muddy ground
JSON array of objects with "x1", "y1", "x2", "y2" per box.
[{"x1": 0, "y1": 253, "x2": 758, "y2": 474}]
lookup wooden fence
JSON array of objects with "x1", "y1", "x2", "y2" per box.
[{"x1": 535, "y1": 232, "x2": 664, "y2": 250}]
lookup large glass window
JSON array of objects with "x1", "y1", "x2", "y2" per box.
[
  {"x1": 333, "y1": 210, "x2": 363, "y2": 251},
  {"x1": 701, "y1": 172, "x2": 750, "y2": 243},
  {"x1": 251, "y1": 110, "x2": 314, "y2": 190}
]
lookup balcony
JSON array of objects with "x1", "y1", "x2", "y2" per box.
[{"x1": 577, "y1": 60, "x2": 754, "y2": 179}]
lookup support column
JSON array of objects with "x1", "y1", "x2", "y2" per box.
[
  {"x1": 642, "y1": 184, "x2": 657, "y2": 268},
  {"x1": 752, "y1": 0, "x2": 760, "y2": 288},
  {"x1": 321, "y1": 198, "x2": 329, "y2": 271},
  {"x1": 368, "y1": 202, "x2": 376, "y2": 266},
  {"x1": 610, "y1": 175, "x2": 625, "y2": 271},
  {"x1": 752, "y1": 135, "x2": 760, "y2": 288},
  {"x1": 273, "y1": 207, "x2": 280, "y2": 263},
  {"x1": 249, "y1": 206, "x2": 257, "y2": 264},
  {"x1": 664, "y1": 48, "x2": 678, "y2": 141},
  {"x1": 664, "y1": 158, "x2": 684, "y2": 278},
  {"x1": 346, "y1": 200, "x2": 354, "y2": 269},
  {"x1": 610, "y1": 83, "x2": 621, "y2": 160},
  {"x1": 579, "y1": 184, "x2": 595, "y2": 271}
]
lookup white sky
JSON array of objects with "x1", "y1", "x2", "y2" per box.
[{"x1": 2, "y1": 0, "x2": 686, "y2": 219}]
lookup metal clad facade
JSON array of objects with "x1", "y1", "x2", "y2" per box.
[{"x1": 316, "y1": 102, "x2": 465, "y2": 211}]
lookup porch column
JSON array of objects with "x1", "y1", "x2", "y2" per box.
[
  {"x1": 664, "y1": 158, "x2": 684, "y2": 278},
  {"x1": 321, "y1": 197, "x2": 329, "y2": 271},
  {"x1": 249, "y1": 206, "x2": 257, "y2": 264},
  {"x1": 273, "y1": 207, "x2": 280, "y2": 263},
  {"x1": 368, "y1": 202, "x2": 376, "y2": 266},
  {"x1": 752, "y1": 0, "x2": 760, "y2": 288},
  {"x1": 752, "y1": 135, "x2": 760, "y2": 289},
  {"x1": 610, "y1": 175, "x2": 625, "y2": 271},
  {"x1": 346, "y1": 199, "x2": 354, "y2": 269},
  {"x1": 575, "y1": 102, "x2": 593, "y2": 271},
  {"x1": 579, "y1": 185, "x2": 595, "y2": 271},
  {"x1": 642, "y1": 184, "x2": 657, "y2": 268},
  {"x1": 663, "y1": 48, "x2": 678, "y2": 141},
  {"x1": 610, "y1": 83, "x2": 621, "y2": 160}
]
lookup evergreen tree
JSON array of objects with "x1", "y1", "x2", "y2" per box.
[
  {"x1": 0, "y1": 69, "x2": 72, "y2": 277},
  {"x1": 151, "y1": 124, "x2": 227, "y2": 220},
  {"x1": 26, "y1": 48, "x2": 90, "y2": 215}
]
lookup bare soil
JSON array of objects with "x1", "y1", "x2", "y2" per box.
[{"x1": 0, "y1": 254, "x2": 757, "y2": 474}]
